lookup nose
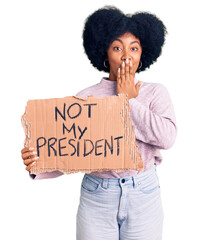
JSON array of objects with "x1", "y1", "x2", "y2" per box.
[{"x1": 121, "y1": 53, "x2": 132, "y2": 62}]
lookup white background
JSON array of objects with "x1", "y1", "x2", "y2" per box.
[{"x1": 0, "y1": 0, "x2": 197, "y2": 239}]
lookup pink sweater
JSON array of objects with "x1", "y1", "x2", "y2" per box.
[{"x1": 30, "y1": 77, "x2": 177, "y2": 180}]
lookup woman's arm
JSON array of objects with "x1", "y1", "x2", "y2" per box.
[
  {"x1": 116, "y1": 59, "x2": 177, "y2": 149},
  {"x1": 21, "y1": 147, "x2": 64, "y2": 180},
  {"x1": 129, "y1": 83, "x2": 177, "y2": 149}
]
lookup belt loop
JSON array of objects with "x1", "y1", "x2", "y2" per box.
[
  {"x1": 132, "y1": 176, "x2": 136, "y2": 188},
  {"x1": 102, "y1": 178, "x2": 109, "y2": 189},
  {"x1": 154, "y1": 162, "x2": 157, "y2": 171}
]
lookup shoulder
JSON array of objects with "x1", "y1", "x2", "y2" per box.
[
  {"x1": 142, "y1": 81, "x2": 168, "y2": 92},
  {"x1": 141, "y1": 82, "x2": 173, "y2": 112},
  {"x1": 138, "y1": 81, "x2": 172, "y2": 108},
  {"x1": 75, "y1": 82, "x2": 101, "y2": 97},
  {"x1": 141, "y1": 81, "x2": 170, "y2": 98}
]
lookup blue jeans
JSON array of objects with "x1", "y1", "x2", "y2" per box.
[{"x1": 76, "y1": 166, "x2": 163, "y2": 240}]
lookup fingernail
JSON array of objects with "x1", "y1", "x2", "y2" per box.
[
  {"x1": 122, "y1": 61, "x2": 125, "y2": 66},
  {"x1": 118, "y1": 67, "x2": 120, "y2": 72},
  {"x1": 29, "y1": 147, "x2": 34, "y2": 150},
  {"x1": 130, "y1": 61, "x2": 132, "y2": 66},
  {"x1": 33, "y1": 151, "x2": 37, "y2": 155},
  {"x1": 32, "y1": 161, "x2": 36, "y2": 165},
  {"x1": 33, "y1": 157, "x2": 39, "y2": 160},
  {"x1": 126, "y1": 58, "x2": 129, "y2": 64}
]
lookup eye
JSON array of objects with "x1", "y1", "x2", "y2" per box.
[
  {"x1": 131, "y1": 47, "x2": 138, "y2": 51},
  {"x1": 113, "y1": 47, "x2": 121, "y2": 51}
]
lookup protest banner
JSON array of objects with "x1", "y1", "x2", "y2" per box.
[{"x1": 21, "y1": 94, "x2": 143, "y2": 175}]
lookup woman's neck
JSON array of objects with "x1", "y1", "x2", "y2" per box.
[{"x1": 108, "y1": 72, "x2": 117, "y2": 81}]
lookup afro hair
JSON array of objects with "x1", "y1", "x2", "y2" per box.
[{"x1": 82, "y1": 5, "x2": 167, "y2": 73}]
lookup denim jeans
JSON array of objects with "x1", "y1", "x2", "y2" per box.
[{"x1": 76, "y1": 165, "x2": 163, "y2": 240}]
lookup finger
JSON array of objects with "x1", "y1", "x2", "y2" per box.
[
  {"x1": 21, "y1": 147, "x2": 34, "y2": 154},
  {"x1": 26, "y1": 161, "x2": 36, "y2": 172},
  {"x1": 24, "y1": 156, "x2": 39, "y2": 166},
  {"x1": 121, "y1": 61, "x2": 125, "y2": 83},
  {"x1": 135, "y1": 81, "x2": 143, "y2": 93},
  {"x1": 125, "y1": 59, "x2": 130, "y2": 81},
  {"x1": 129, "y1": 60, "x2": 133, "y2": 75},
  {"x1": 129, "y1": 60, "x2": 135, "y2": 85},
  {"x1": 136, "y1": 81, "x2": 143, "y2": 87},
  {"x1": 117, "y1": 67, "x2": 121, "y2": 83},
  {"x1": 22, "y1": 151, "x2": 37, "y2": 160}
]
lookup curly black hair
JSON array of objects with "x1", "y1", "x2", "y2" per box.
[{"x1": 82, "y1": 5, "x2": 167, "y2": 73}]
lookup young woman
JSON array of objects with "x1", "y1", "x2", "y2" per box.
[{"x1": 21, "y1": 6, "x2": 177, "y2": 240}]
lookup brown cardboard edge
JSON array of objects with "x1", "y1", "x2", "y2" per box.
[
  {"x1": 118, "y1": 93, "x2": 143, "y2": 172},
  {"x1": 21, "y1": 112, "x2": 31, "y2": 148},
  {"x1": 29, "y1": 167, "x2": 133, "y2": 175},
  {"x1": 72, "y1": 96, "x2": 88, "y2": 101}
]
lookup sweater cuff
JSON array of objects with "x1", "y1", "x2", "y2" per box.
[
  {"x1": 29, "y1": 171, "x2": 64, "y2": 180},
  {"x1": 29, "y1": 172, "x2": 36, "y2": 179},
  {"x1": 128, "y1": 97, "x2": 138, "y2": 105}
]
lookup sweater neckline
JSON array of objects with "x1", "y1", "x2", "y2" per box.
[{"x1": 100, "y1": 77, "x2": 138, "y2": 85}]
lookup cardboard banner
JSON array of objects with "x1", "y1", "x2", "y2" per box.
[{"x1": 21, "y1": 94, "x2": 143, "y2": 175}]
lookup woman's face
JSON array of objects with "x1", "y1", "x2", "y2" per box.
[{"x1": 106, "y1": 32, "x2": 142, "y2": 81}]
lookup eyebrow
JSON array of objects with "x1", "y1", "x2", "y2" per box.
[{"x1": 112, "y1": 39, "x2": 140, "y2": 45}]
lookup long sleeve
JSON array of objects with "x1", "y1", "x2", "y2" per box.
[
  {"x1": 29, "y1": 171, "x2": 63, "y2": 180},
  {"x1": 129, "y1": 83, "x2": 177, "y2": 150}
]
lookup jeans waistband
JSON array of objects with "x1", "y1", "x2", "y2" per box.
[{"x1": 83, "y1": 166, "x2": 156, "y2": 188}]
